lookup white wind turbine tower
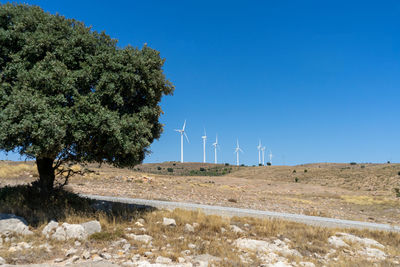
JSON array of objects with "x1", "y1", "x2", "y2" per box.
[
  {"x1": 201, "y1": 129, "x2": 207, "y2": 163},
  {"x1": 234, "y1": 139, "x2": 244, "y2": 166},
  {"x1": 212, "y1": 134, "x2": 219, "y2": 164},
  {"x1": 268, "y1": 150, "x2": 273, "y2": 165},
  {"x1": 261, "y1": 146, "x2": 266, "y2": 166},
  {"x1": 257, "y1": 140, "x2": 262, "y2": 165},
  {"x1": 174, "y1": 120, "x2": 189, "y2": 163}
]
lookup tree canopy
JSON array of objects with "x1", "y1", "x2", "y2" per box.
[{"x1": 0, "y1": 3, "x2": 174, "y2": 192}]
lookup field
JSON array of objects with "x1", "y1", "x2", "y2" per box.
[
  {"x1": 0, "y1": 161, "x2": 399, "y2": 226},
  {"x1": 1, "y1": 161, "x2": 400, "y2": 266}
]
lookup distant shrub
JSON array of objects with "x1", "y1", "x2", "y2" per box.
[
  {"x1": 360, "y1": 165, "x2": 365, "y2": 169},
  {"x1": 228, "y1": 198, "x2": 237, "y2": 203},
  {"x1": 200, "y1": 167, "x2": 205, "y2": 172},
  {"x1": 398, "y1": 171, "x2": 400, "y2": 176},
  {"x1": 292, "y1": 170, "x2": 296, "y2": 173},
  {"x1": 240, "y1": 164, "x2": 245, "y2": 167},
  {"x1": 259, "y1": 164, "x2": 263, "y2": 166},
  {"x1": 157, "y1": 166, "x2": 162, "y2": 170},
  {"x1": 267, "y1": 162, "x2": 271, "y2": 166},
  {"x1": 167, "y1": 168, "x2": 174, "y2": 173},
  {"x1": 387, "y1": 161, "x2": 391, "y2": 164},
  {"x1": 304, "y1": 169, "x2": 307, "y2": 173},
  {"x1": 350, "y1": 162, "x2": 357, "y2": 165},
  {"x1": 225, "y1": 163, "x2": 229, "y2": 166},
  {"x1": 295, "y1": 177, "x2": 299, "y2": 183},
  {"x1": 172, "y1": 163, "x2": 176, "y2": 166}
]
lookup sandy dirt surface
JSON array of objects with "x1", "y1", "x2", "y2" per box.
[{"x1": 1, "y1": 161, "x2": 400, "y2": 226}]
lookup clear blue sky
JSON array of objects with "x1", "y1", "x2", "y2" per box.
[{"x1": 2, "y1": 0, "x2": 399, "y2": 165}]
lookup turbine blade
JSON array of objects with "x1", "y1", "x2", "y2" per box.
[
  {"x1": 182, "y1": 120, "x2": 186, "y2": 131},
  {"x1": 184, "y1": 132, "x2": 189, "y2": 143}
]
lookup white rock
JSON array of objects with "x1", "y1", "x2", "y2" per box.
[
  {"x1": 80, "y1": 220, "x2": 101, "y2": 236},
  {"x1": 66, "y1": 248, "x2": 78, "y2": 257},
  {"x1": 42, "y1": 221, "x2": 59, "y2": 237},
  {"x1": 188, "y1": 243, "x2": 196, "y2": 249},
  {"x1": 234, "y1": 238, "x2": 301, "y2": 258},
  {"x1": 328, "y1": 236, "x2": 349, "y2": 248},
  {"x1": 220, "y1": 227, "x2": 226, "y2": 233},
  {"x1": 127, "y1": 234, "x2": 153, "y2": 243},
  {"x1": 0, "y1": 214, "x2": 33, "y2": 236},
  {"x1": 0, "y1": 256, "x2": 5, "y2": 264},
  {"x1": 299, "y1": 262, "x2": 316, "y2": 267},
  {"x1": 155, "y1": 256, "x2": 172, "y2": 264},
  {"x1": 184, "y1": 224, "x2": 195, "y2": 233},
  {"x1": 359, "y1": 247, "x2": 387, "y2": 261},
  {"x1": 60, "y1": 223, "x2": 87, "y2": 240},
  {"x1": 181, "y1": 250, "x2": 191, "y2": 255},
  {"x1": 178, "y1": 257, "x2": 185, "y2": 263},
  {"x1": 144, "y1": 251, "x2": 153, "y2": 257},
  {"x1": 132, "y1": 254, "x2": 141, "y2": 261},
  {"x1": 92, "y1": 255, "x2": 103, "y2": 261},
  {"x1": 53, "y1": 258, "x2": 64, "y2": 263},
  {"x1": 39, "y1": 243, "x2": 52, "y2": 252},
  {"x1": 193, "y1": 254, "x2": 221, "y2": 266},
  {"x1": 52, "y1": 226, "x2": 67, "y2": 241},
  {"x1": 336, "y1": 233, "x2": 385, "y2": 249},
  {"x1": 163, "y1": 217, "x2": 176, "y2": 227},
  {"x1": 74, "y1": 241, "x2": 81, "y2": 247},
  {"x1": 137, "y1": 218, "x2": 145, "y2": 224},
  {"x1": 230, "y1": 225, "x2": 244, "y2": 233}
]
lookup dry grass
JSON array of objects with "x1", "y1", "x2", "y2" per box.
[{"x1": 0, "y1": 162, "x2": 37, "y2": 178}]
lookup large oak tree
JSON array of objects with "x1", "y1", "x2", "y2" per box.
[{"x1": 0, "y1": 4, "x2": 174, "y2": 194}]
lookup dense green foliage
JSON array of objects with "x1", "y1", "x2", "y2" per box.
[{"x1": 0, "y1": 4, "x2": 173, "y2": 190}]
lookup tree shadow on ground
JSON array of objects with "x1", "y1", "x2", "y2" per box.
[{"x1": 0, "y1": 184, "x2": 156, "y2": 227}]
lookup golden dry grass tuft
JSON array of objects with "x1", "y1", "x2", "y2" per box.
[{"x1": 0, "y1": 162, "x2": 37, "y2": 178}]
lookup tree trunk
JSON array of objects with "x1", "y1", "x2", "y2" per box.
[{"x1": 36, "y1": 157, "x2": 55, "y2": 194}]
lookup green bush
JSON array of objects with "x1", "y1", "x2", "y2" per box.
[
  {"x1": 199, "y1": 167, "x2": 206, "y2": 172},
  {"x1": 225, "y1": 163, "x2": 230, "y2": 166},
  {"x1": 157, "y1": 166, "x2": 162, "y2": 170},
  {"x1": 398, "y1": 171, "x2": 400, "y2": 176},
  {"x1": 267, "y1": 162, "x2": 271, "y2": 166},
  {"x1": 293, "y1": 170, "x2": 296, "y2": 173},
  {"x1": 295, "y1": 177, "x2": 299, "y2": 183},
  {"x1": 395, "y1": 188, "x2": 400, "y2": 198},
  {"x1": 350, "y1": 162, "x2": 357, "y2": 165},
  {"x1": 361, "y1": 165, "x2": 365, "y2": 169},
  {"x1": 167, "y1": 168, "x2": 174, "y2": 173},
  {"x1": 304, "y1": 169, "x2": 307, "y2": 173}
]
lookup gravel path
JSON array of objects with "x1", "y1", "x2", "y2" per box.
[{"x1": 82, "y1": 194, "x2": 400, "y2": 232}]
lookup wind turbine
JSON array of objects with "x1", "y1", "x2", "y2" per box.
[
  {"x1": 234, "y1": 139, "x2": 244, "y2": 166},
  {"x1": 261, "y1": 146, "x2": 266, "y2": 166},
  {"x1": 201, "y1": 129, "x2": 207, "y2": 163},
  {"x1": 268, "y1": 150, "x2": 273, "y2": 165},
  {"x1": 257, "y1": 140, "x2": 262, "y2": 165},
  {"x1": 174, "y1": 120, "x2": 189, "y2": 163},
  {"x1": 212, "y1": 134, "x2": 219, "y2": 164}
]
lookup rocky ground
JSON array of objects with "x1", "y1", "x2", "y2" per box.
[{"x1": 1, "y1": 208, "x2": 400, "y2": 266}]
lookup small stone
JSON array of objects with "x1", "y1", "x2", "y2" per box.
[
  {"x1": 230, "y1": 225, "x2": 244, "y2": 233},
  {"x1": 82, "y1": 250, "x2": 90, "y2": 259},
  {"x1": 188, "y1": 243, "x2": 196, "y2": 249},
  {"x1": 0, "y1": 256, "x2": 5, "y2": 264},
  {"x1": 90, "y1": 249, "x2": 98, "y2": 254},
  {"x1": 123, "y1": 243, "x2": 131, "y2": 251},
  {"x1": 100, "y1": 252, "x2": 112, "y2": 260},
  {"x1": 184, "y1": 224, "x2": 195, "y2": 233},
  {"x1": 178, "y1": 257, "x2": 185, "y2": 263},
  {"x1": 144, "y1": 251, "x2": 153, "y2": 257},
  {"x1": 125, "y1": 227, "x2": 132, "y2": 232},
  {"x1": 132, "y1": 254, "x2": 141, "y2": 261},
  {"x1": 328, "y1": 236, "x2": 349, "y2": 248},
  {"x1": 181, "y1": 250, "x2": 191, "y2": 255},
  {"x1": 244, "y1": 223, "x2": 250, "y2": 227},
  {"x1": 127, "y1": 234, "x2": 153, "y2": 243},
  {"x1": 74, "y1": 241, "x2": 81, "y2": 247},
  {"x1": 92, "y1": 254, "x2": 102, "y2": 261},
  {"x1": 220, "y1": 227, "x2": 226, "y2": 233},
  {"x1": 66, "y1": 248, "x2": 78, "y2": 257},
  {"x1": 163, "y1": 217, "x2": 176, "y2": 227},
  {"x1": 53, "y1": 258, "x2": 64, "y2": 263},
  {"x1": 299, "y1": 262, "x2": 316, "y2": 267},
  {"x1": 137, "y1": 218, "x2": 145, "y2": 224},
  {"x1": 155, "y1": 256, "x2": 172, "y2": 264},
  {"x1": 66, "y1": 255, "x2": 79, "y2": 264},
  {"x1": 135, "y1": 222, "x2": 144, "y2": 227},
  {"x1": 193, "y1": 222, "x2": 199, "y2": 228}
]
